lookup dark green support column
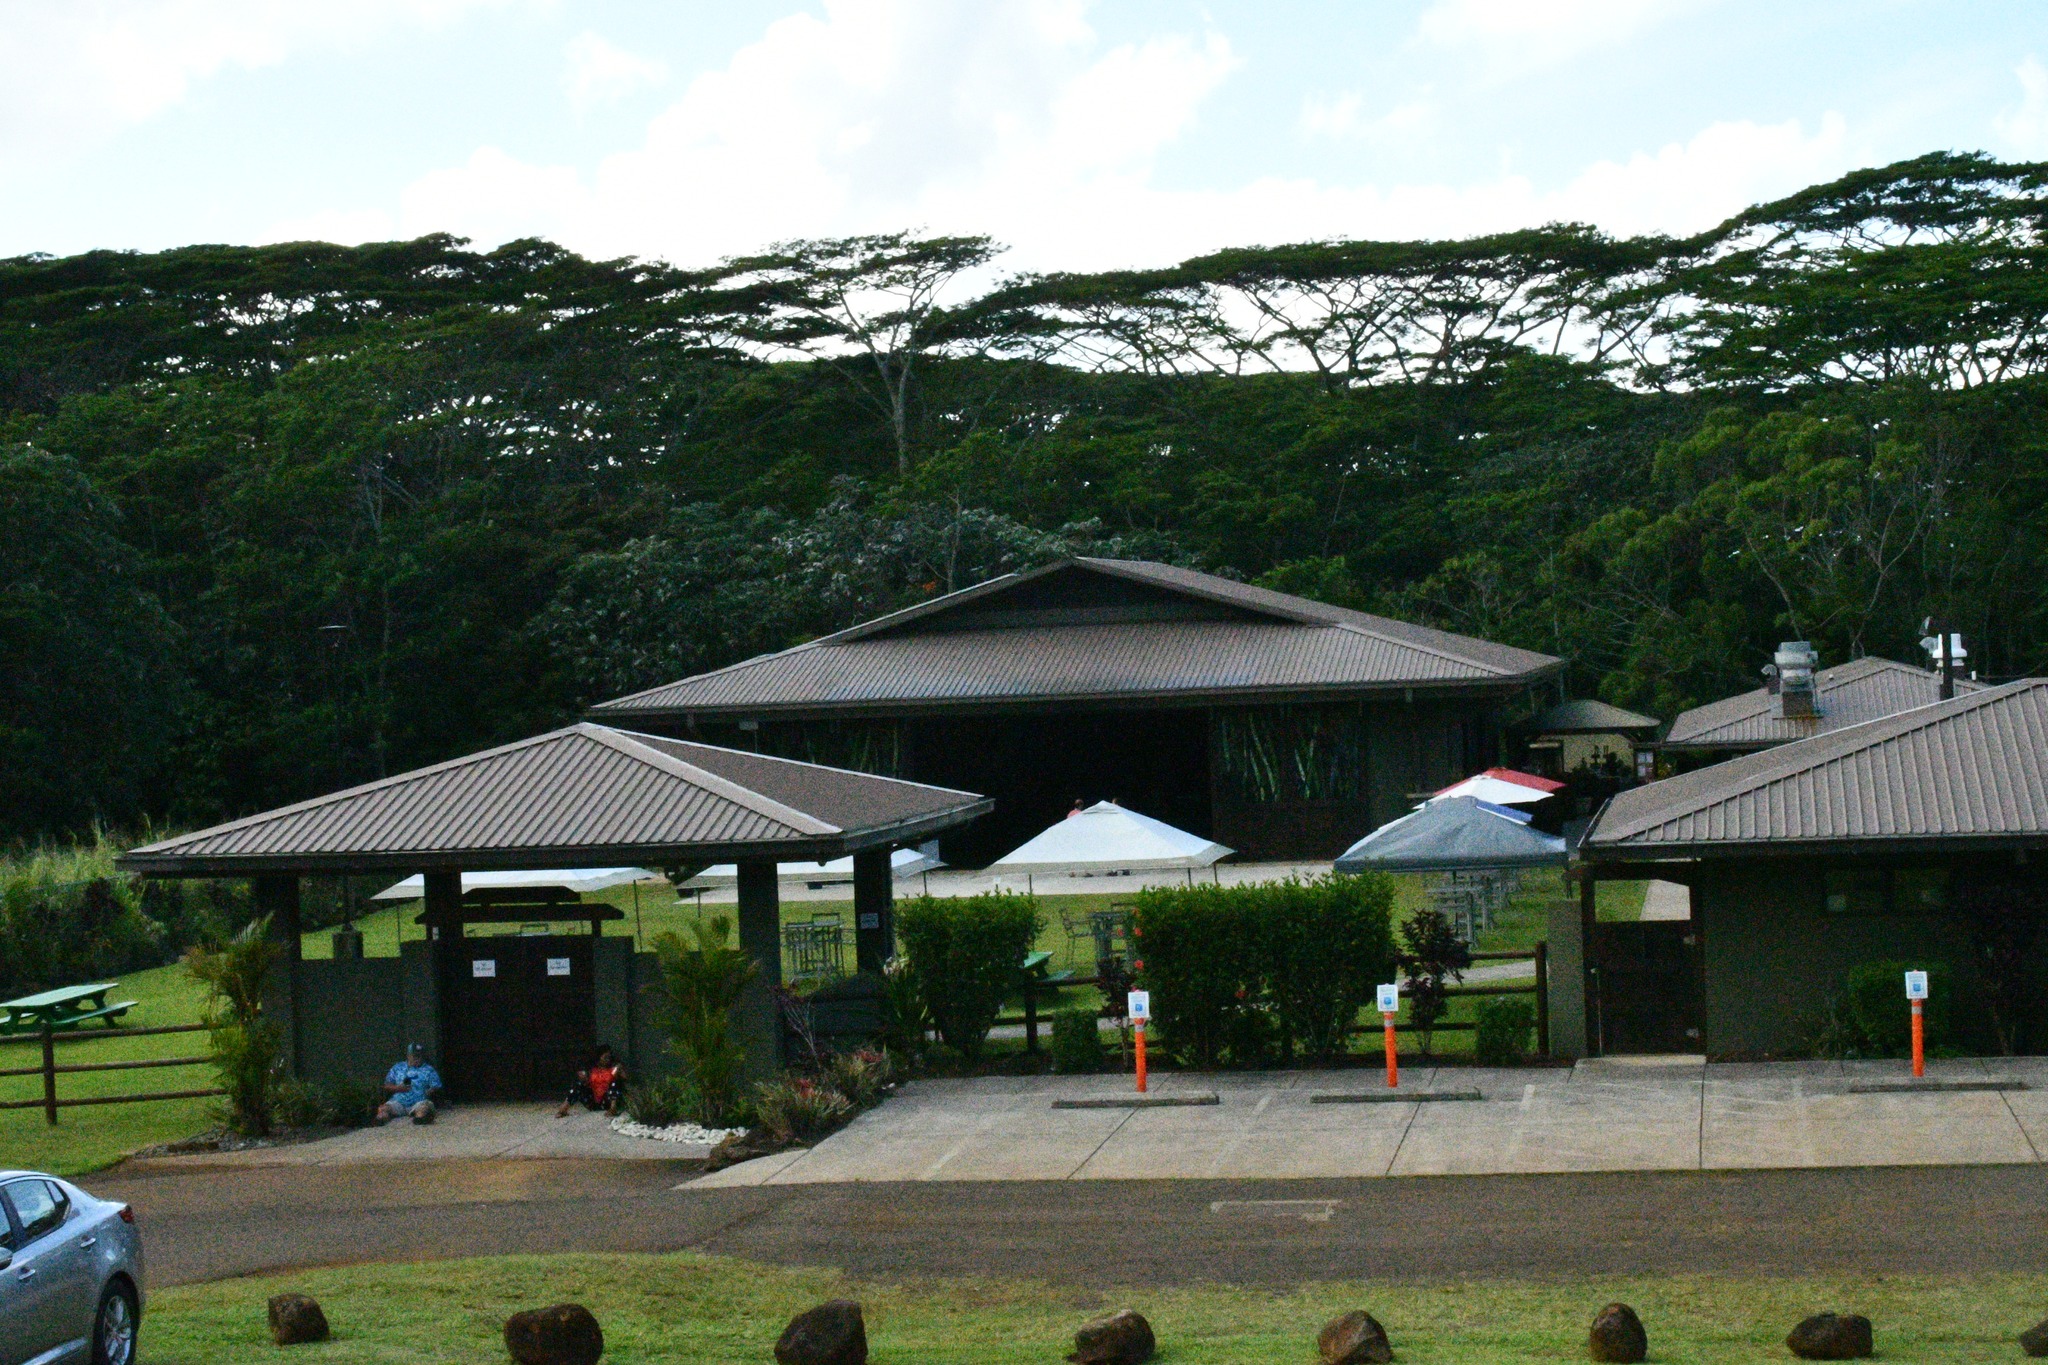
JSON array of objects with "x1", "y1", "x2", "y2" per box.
[
  {"x1": 735, "y1": 859, "x2": 784, "y2": 1079},
  {"x1": 853, "y1": 847, "x2": 894, "y2": 975},
  {"x1": 254, "y1": 874, "x2": 302, "y2": 1075}
]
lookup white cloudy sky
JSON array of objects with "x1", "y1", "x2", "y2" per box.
[{"x1": 5, "y1": 0, "x2": 2046, "y2": 273}]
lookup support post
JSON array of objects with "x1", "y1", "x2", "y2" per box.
[
  {"x1": 852, "y1": 847, "x2": 894, "y2": 975},
  {"x1": 1579, "y1": 867, "x2": 1600, "y2": 1058},
  {"x1": 254, "y1": 874, "x2": 303, "y2": 1076},
  {"x1": 1534, "y1": 940, "x2": 1550, "y2": 1057},
  {"x1": 735, "y1": 859, "x2": 784, "y2": 1079},
  {"x1": 421, "y1": 871, "x2": 461, "y2": 943},
  {"x1": 40, "y1": 1025, "x2": 56, "y2": 1126}
]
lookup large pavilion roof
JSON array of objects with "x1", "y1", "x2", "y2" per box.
[
  {"x1": 592, "y1": 558, "x2": 1562, "y2": 721},
  {"x1": 1663, "y1": 656, "x2": 1987, "y2": 751},
  {"x1": 1584, "y1": 679, "x2": 2048, "y2": 861},
  {"x1": 119, "y1": 724, "x2": 990, "y2": 877}
]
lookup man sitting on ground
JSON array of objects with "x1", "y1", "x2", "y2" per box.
[
  {"x1": 378, "y1": 1043, "x2": 443, "y2": 1125},
  {"x1": 556, "y1": 1043, "x2": 626, "y2": 1118}
]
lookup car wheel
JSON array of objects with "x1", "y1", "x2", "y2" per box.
[{"x1": 91, "y1": 1282, "x2": 138, "y2": 1365}]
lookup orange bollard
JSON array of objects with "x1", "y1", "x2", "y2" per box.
[
  {"x1": 1134, "y1": 1022, "x2": 1149, "y2": 1093},
  {"x1": 1911, "y1": 999, "x2": 1925, "y2": 1078},
  {"x1": 1383, "y1": 1012, "x2": 1399, "y2": 1088}
]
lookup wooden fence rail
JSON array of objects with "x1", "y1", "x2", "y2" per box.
[{"x1": 0, "y1": 1023, "x2": 219, "y2": 1124}]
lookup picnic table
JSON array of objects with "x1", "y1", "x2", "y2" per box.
[{"x1": 0, "y1": 983, "x2": 135, "y2": 1036}]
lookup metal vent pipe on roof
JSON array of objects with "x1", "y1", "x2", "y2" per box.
[{"x1": 1774, "y1": 641, "x2": 1819, "y2": 719}]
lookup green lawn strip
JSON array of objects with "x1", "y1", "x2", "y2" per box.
[
  {"x1": 140, "y1": 1253, "x2": 2048, "y2": 1364},
  {"x1": 0, "y1": 960, "x2": 215, "y2": 1175}
]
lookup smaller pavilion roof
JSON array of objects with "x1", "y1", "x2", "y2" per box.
[
  {"x1": 991, "y1": 801, "x2": 1232, "y2": 874},
  {"x1": 1525, "y1": 699, "x2": 1660, "y2": 734},
  {"x1": 1585, "y1": 678, "x2": 2048, "y2": 860},
  {"x1": 1663, "y1": 656, "x2": 1986, "y2": 751},
  {"x1": 1431, "y1": 768, "x2": 1565, "y2": 805},
  {"x1": 120, "y1": 724, "x2": 990, "y2": 877},
  {"x1": 1336, "y1": 796, "x2": 1568, "y2": 874}
]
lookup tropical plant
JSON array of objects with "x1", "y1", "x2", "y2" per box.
[
  {"x1": 183, "y1": 915, "x2": 282, "y2": 1135},
  {"x1": 648, "y1": 915, "x2": 760, "y2": 1125},
  {"x1": 1474, "y1": 996, "x2": 1536, "y2": 1066},
  {"x1": 749, "y1": 1073, "x2": 854, "y2": 1144},
  {"x1": 1399, "y1": 908, "x2": 1472, "y2": 1057},
  {"x1": 895, "y1": 892, "x2": 1042, "y2": 1061}
]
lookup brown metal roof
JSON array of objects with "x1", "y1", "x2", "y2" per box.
[
  {"x1": 1525, "y1": 699, "x2": 1661, "y2": 734},
  {"x1": 119, "y1": 724, "x2": 990, "y2": 876},
  {"x1": 593, "y1": 558, "x2": 1561, "y2": 720},
  {"x1": 1662, "y1": 656, "x2": 1987, "y2": 750},
  {"x1": 1584, "y1": 678, "x2": 2048, "y2": 859}
]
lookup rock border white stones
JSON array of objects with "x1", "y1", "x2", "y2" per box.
[{"x1": 609, "y1": 1114, "x2": 747, "y2": 1145}]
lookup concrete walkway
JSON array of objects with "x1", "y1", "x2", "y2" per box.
[
  {"x1": 140, "y1": 1104, "x2": 716, "y2": 1167},
  {"x1": 693, "y1": 1055, "x2": 2048, "y2": 1187}
]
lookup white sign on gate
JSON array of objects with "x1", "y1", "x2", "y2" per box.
[
  {"x1": 547, "y1": 957, "x2": 571, "y2": 977},
  {"x1": 472, "y1": 959, "x2": 497, "y2": 978}
]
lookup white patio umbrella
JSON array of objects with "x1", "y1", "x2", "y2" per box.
[
  {"x1": 684, "y1": 845, "x2": 944, "y2": 888},
  {"x1": 990, "y1": 801, "x2": 1232, "y2": 877},
  {"x1": 371, "y1": 867, "x2": 653, "y2": 900}
]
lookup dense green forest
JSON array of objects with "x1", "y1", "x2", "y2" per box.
[{"x1": 4, "y1": 151, "x2": 2046, "y2": 841}]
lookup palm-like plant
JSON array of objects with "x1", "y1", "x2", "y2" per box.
[
  {"x1": 650, "y1": 916, "x2": 759, "y2": 1125},
  {"x1": 183, "y1": 915, "x2": 282, "y2": 1135}
]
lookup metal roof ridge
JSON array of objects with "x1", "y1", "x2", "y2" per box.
[
  {"x1": 127, "y1": 726, "x2": 598, "y2": 855},
  {"x1": 611, "y1": 728, "x2": 984, "y2": 803},
  {"x1": 1069, "y1": 558, "x2": 1336, "y2": 625},
  {"x1": 1668, "y1": 655, "x2": 1978, "y2": 739},
  {"x1": 1321, "y1": 617, "x2": 1521, "y2": 677},
  {"x1": 1592, "y1": 678, "x2": 2047, "y2": 845},
  {"x1": 577, "y1": 725, "x2": 841, "y2": 836},
  {"x1": 589, "y1": 636, "x2": 834, "y2": 711}
]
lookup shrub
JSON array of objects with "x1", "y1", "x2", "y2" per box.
[
  {"x1": 751, "y1": 1074, "x2": 854, "y2": 1144},
  {"x1": 1050, "y1": 1009, "x2": 1104, "y2": 1074},
  {"x1": 1474, "y1": 996, "x2": 1536, "y2": 1066},
  {"x1": 1400, "y1": 908, "x2": 1472, "y2": 1056},
  {"x1": 896, "y1": 892, "x2": 1042, "y2": 1061},
  {"x1": 878, "y1": 955, "x2": 927, "y2": 1063},
  {"x1": 649, "y1": 915, "x2": 759, "y2": 1125},
  {"x1": 625, "y1": 1075, "x2": 701, "y2": 1129},
  {"x1": 822, "y1": 1047, "x2": 893, "y2": 1107},
  {"x1": 1845, "y1": 959, "x2": 1956, "y2": 1056},
  {"x1": 1131, "y1": 874, "x2": 1397, "y2": 1068},
  {"x1": 184, "y1": 915, "x2": 283, "y2": 1136}
]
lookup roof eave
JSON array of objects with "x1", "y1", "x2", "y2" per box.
[
  {"x1": 115, "y1": 798, "x2": 994, "y2": 880},
  {"x1": 1582, "y1": 831, "x2": 2048, "y2": 863}
]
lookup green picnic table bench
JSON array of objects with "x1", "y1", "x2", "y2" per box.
[
  {"x1": 1018, "y1": 952, "x2": 1078, "y2": 1055},
  {"x1": 0, "y1": 983, "x2": 136, "y2": 1036}
]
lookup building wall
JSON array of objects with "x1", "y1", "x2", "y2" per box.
[{"x1": 1694, "y1": 858, "x2": 1975, "y2": 1057}]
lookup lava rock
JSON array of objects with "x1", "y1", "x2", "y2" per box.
[
  {"x1": 1070, "y1": 1309, "x2": 1156, "y2": 1365},
  {"x1": 1786, "y1": 1312, "x2": 1873, "y2": 1360},
  {"x1": 503, "y1": 1303, "x2": 604, "y2": 1365},
  {"x1": 774, "y1": 1299, "x2": 868, "y2": 1365},
  {"x1": 1588, "y1": 1303, "x2": 1647, "y2": 1363},
  {"x1": 266, "y1": 1293, "x2": 329, "y2": 1346},
  {"x1": 2023, "y1": 1317, "x2": 2048, "y2": 1358},
  {"x1": 1318, "y1": 1309, "x2": 1393, "y2": 1364}
]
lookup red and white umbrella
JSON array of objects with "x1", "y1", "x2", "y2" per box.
[{"x1": 1427, "y1": 767, "x2": 1565, "y2": 807}]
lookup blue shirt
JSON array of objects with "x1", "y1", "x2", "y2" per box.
[{"x1": 384, "y1": 1060, "x2": 442, "y2": 1107}]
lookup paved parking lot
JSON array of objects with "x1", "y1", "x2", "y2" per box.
[{"x1": 695, "y1": 1055, "x2": 2048, "y2": 1186}]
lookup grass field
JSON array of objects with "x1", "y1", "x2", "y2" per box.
[{"x1": 138, "y1": 1252, "x2": 2048, "y2": 1364}]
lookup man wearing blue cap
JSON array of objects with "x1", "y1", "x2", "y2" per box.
[{"x1": 377, "y1": 1042, "x2": 443, "y2": 1124}]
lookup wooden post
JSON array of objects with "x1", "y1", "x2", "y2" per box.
[
  {"x1": 1024, "y1": 986, "x2": 1039, "y2": 1055},
  {"x1": 1579, "y1": 868, "x2": 1600, "y2": 1057},
  {"x1": 1534, "y1": 941, "x2": 1550, "y2": 1057},
  {"x1": 40, "y1": 1024, "x2": 56, "y2": 1125},
  {"x1": 735, "y1": 860, "x2": 784, "y2": 1078},
  {"x1": 852, "y1": 847, "x2": 894, "y2": 975}
]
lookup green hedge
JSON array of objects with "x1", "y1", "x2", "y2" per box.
[
  {"x1": 1846, "y1": 959, "x2": 1956, "y2": 1056},
  {"x1": 1131, "y1": 874, "x2": 1396, "y2": 1067},
  {"x1": 896, "y1": 891, "x2": 1042, "y2": 1061}
]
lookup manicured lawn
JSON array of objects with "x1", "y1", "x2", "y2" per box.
[
  {"x1": 140, "y1": 1252, "x2": 2048, "y2": 1363},
  {"x1": 0, "y1": 960, "x2": 216, "y2": 1176}
]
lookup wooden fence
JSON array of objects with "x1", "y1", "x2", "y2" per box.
[
  {"x1": 1394, "y1": 944, "x2": 1550, "y2": 1056},
  {"x1": 0, "y1": 1024, "x2": 219, "y2": 1125}
]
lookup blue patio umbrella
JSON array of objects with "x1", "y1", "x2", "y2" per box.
[{"x1": 1333, "y1": 796, "x2": 1567, "y2": 874}]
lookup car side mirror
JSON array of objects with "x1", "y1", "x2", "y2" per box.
[{"x1": 0, "y1": 1250, "x2": 12, "y2": 1272}]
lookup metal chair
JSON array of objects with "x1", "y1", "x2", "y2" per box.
[{"x1": 782, "y1": 921, "x2": 846, "y2": 981}]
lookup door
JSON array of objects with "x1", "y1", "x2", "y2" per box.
[
  {"x1": 0, "y1": 1179, "x2": 89, "y2": 1365},
  {"x1": 1590, "y1": 922, "x2": 1703, "y2": 1054},
  {"x1": 438, "y1": 936, "x2": 596, "y2": 1101}
]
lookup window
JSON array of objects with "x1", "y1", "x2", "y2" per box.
[
  {"x1": 4, "y1": 1180, "x2": 63, "y2": 1243},
  {"x1": 1824, "y1": 868, "x2": 1886, "y2": 916}
]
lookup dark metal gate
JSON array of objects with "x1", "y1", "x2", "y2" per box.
[
  {"x1": 1589, "y1": 921, "x2": 1702, "y2": 1055},
  {"x1": 437, "y1": 936, "x2": 596, "y2": 1100}
]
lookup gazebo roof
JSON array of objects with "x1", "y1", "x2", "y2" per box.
[
  {"x1": 119, "y1": 724, "x2": 990, "y2": 877},
  {"x1": 1334, "y1": 796, "x2": 1567, "y2": 874}
]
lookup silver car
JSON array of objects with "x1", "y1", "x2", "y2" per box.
[{"x1": 0, "y1": 1172, "x2": 143, "y2": 1365}]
